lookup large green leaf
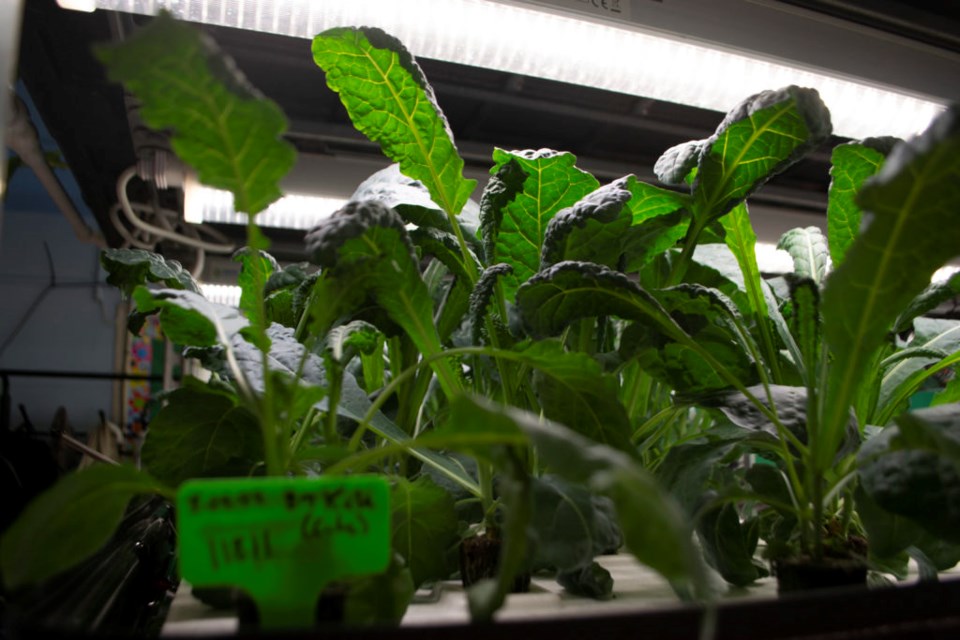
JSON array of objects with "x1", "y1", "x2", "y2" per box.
[
  {"x1": 620, "y1": 176, "x2": 691, "y2": 270},
  {"x1": 518, "y1": 262, "x2": 750, "y2": 394},
  {"x1": 693, "y1": 86, "x2": 832, "y2": 223},
  {"x1": 100, "y1": 248, "x2": 200, "y2": 298},
  {"x1": 305, "y1": 201, "x2": 458, "y2": 395},
  {"x1": 96, "y1": 13, "x2": 294, "y2": 215},
  {"x1": 826, "y1": 138, "x2": 898, "y2": 266},
  {"x1": 821, "y1": 106, "x2": 960, "y2": 471},
  {"x1": 540, "y1": 175, "x2": 690, "y2": 272},
  {"x1": 529, "y1": 475, "x2": 622, "y2": 572},
  {"x1": 697, "y1": 500, "x2": 766, "y2": 587},
  {"x1": 484, "y1": 149, "x2": 599, "y2": 297},
  {"x1": 540, "y1": 180, "x2": 633, "y2": 270},
  {"x1": 0, "y1": 465, "x2": 169, "y2": 590},
  {"x1": 517, "y1": 261, "x2": 678, "y2": 339},
  {"x1": 778, "y1": 226, "x2": 830, "y2": 285},
  {"x1": 141, "y1": 385, "x2": 262, "y2": 487},
  {"x1": 858, "y1": 406, "x2": 960, "y2": 544},
  {"x1": 132, "y1": 286, "x2": 248, "y2": 347},
  {"x1": 513, "y1": 341, "x2": 634, "y2": 455},
  {"x1": 442, "y1": 395, "x2": 703, "y2": 591},
  {"x1": 312, "y1": 28, "x2": 475, "y2": 216},
  {"x1": 628, "y1": 285, "x2": 760, "y2": 395},
  {"x1": 354, "y1": 164, "x2": 483, "y2": 257},
  {"x1": 390, "y1": 477, "x2": 459, "y2": 587}
]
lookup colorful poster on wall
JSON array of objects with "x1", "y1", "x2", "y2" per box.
[{"x1": 122, "y1": 313, "x2": 166, "y2": 455}]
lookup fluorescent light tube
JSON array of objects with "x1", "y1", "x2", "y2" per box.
[
  {"x1": 56, "y1": 0, "x2": 96, "y2": 12},
  {"x1": 199, "y1": 282, "x2": 242, "y2": 307},
  {"x1": 184, "y1": 183, "x2": 347, "y2": 230},
  {"x1": 87, "y1": 0, "x2": 945, "y2": 140}
]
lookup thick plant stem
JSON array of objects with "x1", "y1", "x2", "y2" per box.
[
  {"x1": 325, "y1": 367, "x2": 343, "y2": 443},
  {"x1": 243, "y1": 217, "x2": 285, "y2": 477},
  {"x1": 444, "y1": 208, "x2": 480, "y2": 286},
  {"x1": 478, "y1": 462, "x2": 496, "y2": 528},
  {"x1": 668, "y1": 218, "x2": 707, "y2": 286}
]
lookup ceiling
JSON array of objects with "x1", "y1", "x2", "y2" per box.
[{"x1": 15, "y1": 0, "x2": 960, "y2": 272}]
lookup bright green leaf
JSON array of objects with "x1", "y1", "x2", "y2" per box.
[
  {"x1": 693, "y1": 86, "x2": 832, "y2": 223},
  {"x1": 132, "y1": 286, "x2": 248, "y2": 347},
  {"x1": 821, "y1": 107, "x2": 960, "y2": 471},
  {"x1": 96, "y1": 12, "x2": 295, "y2": 215},
  {"x1": 827, "y1": 138, "x2": 897, "y2": 266},
  {"x1": 778, "y1": 226, "x2": 830, "y2": 285},
  {"x1": 485, "y1": 149, "x2": 599, "y2": 298},
  {"x1": 305, "y1": 201, "x2": 458, "y2": 396},
  {"x1": 620, "y1": 176, "x2": 691, "y2": 270},
  {"x1": 312, "y1": 28, "x2": 475, "y2": 216},
  {"x1": 540, "y1": 180, "x2": 633, "y2": 270},
  {"x1": 517, "y1": 261, "x2": 678, "y2": 339}
]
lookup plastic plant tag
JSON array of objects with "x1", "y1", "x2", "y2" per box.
[{"x1": 177, "y1": 476, "x2": 390, "y2": 629}]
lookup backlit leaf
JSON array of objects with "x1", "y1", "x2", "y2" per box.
[
  {"x1": 97, "y1": 12, "x2": 295, "y2": 215},
  {"x1": 485, "y1": 149, "x2": 598, "y2": 298},
  {"x1": 821, "y1": 106, "x2": 960, "y2": 470},
  {"x1": 827, "y1": 138, "x2": 897, "y2": 266},
  {"x1": 312, "y1": 28, "x2": 475, "y2": 216}
]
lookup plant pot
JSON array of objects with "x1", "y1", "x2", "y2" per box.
[
  {"x1": 459, "y1": 530, "x2": 531, "y2": 593},
  {"x1": 773, "y1": 557, "x2": 867, "y2": 593}
]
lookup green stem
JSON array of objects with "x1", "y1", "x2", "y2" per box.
[
  {"x1": 621, "y1": 365, "x2": 652, "y2": 420},
  {"x1": 631, "y1": 406, "x2": 679, "y2": 445},
  {"x1": 667, "y1": 217, "x2": 707, "y2": 286},
  {"x1": 288, "y1": 407, "x2": 320, "y2": 462},
  {"x1": 478, "y1": 462, "x2": 496, "y2": 528},
  {"x1": 293, "y1": 287, "x2": 314, "y2": 343},
  {"x1": 325, "y1": 367, "x2": 343, "y2": 443}
]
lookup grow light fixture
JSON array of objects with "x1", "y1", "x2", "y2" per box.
[
  {"x1": 183, "y1": 180, "x2": 346, "y2": 230},
  {"x1": 199, "y1": 282, "x2": 242, "y2": 307},
  {"x1": 74, "y1": 0, "x2": 949, "y2": 140}
]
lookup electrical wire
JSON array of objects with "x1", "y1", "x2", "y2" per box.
[{"x1": 115, "y1": 166, "x2": 235, "y2": 255}]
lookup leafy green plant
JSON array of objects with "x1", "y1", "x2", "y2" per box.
[
  {"x1": 0, "y1": 13, "x2": 701, "y2": 625},
  {"x1": 4, "y1": 9, "x2": 958, "y2": 630},
  {"x1": 652, "y1": 106, "x2": 960, "y2": 581}
]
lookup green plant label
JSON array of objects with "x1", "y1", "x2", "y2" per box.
[{"x1": 177, "y1": 476, "x2": 391, "y2": 629}]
